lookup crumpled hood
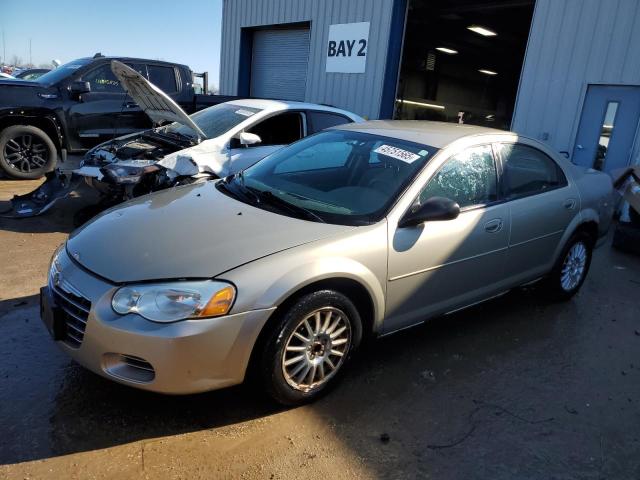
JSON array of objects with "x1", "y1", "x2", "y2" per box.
[
  {"x1": 67, "y1": 181, "x2": 352, "y2": 283},
  {"x1": 111, "y1": 60, "x2": 207, "y2": 141}
]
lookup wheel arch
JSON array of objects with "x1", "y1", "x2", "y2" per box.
[{"x1": 0, "y1": 112, "x2": 64, "y2": 151}]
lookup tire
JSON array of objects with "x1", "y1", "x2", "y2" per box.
[
  {"x1": 0, "y1": 125, "x2": 57, "y2": 179},
  {"x1": 258, "y1": 290, "x2": 363, "y2": 406},
  {"x1": 544, "y1": 231, "x2": 593, "y2": 300}
]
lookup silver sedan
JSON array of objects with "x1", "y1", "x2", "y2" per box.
[{"x1": 40, "y1": 121, "x2": 614, "y2": 405}]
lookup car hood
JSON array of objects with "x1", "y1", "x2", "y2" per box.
[
  {"x1": 110, "y1": 60, "x2": 207, "y2": 141},
  {"x1": 67, "y1": 181, "x2": 353, "y2": 283}
]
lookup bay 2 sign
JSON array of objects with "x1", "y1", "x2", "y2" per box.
[{"x1": 326, "y1": 22, "x2": 370, "y2": 74}]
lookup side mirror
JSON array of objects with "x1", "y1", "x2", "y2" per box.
[
  {"x1": 398, "y1": 196, "x2": 460, "y2": 228},
  {"x1": 239, "y1": 131, "x2": 261, "y2": 147},
  {"x1": 69, "y1": 81, "x2": 91, "y2": 95}
]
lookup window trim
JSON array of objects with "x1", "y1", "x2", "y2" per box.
[
  {"x1": 414, "y1": 143, "x2": 502, "y2": 214},
  {"x1": 494, "y1": 142, "x2": 568, "y2": 202}
]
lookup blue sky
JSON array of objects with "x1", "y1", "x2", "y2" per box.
[{"x1": 1, "y1": 0, "x2": 223, "y2": 88}]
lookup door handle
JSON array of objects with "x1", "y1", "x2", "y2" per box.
[
  {"x1": 484, "y1": 218, "x2": 503, "y2": 233},
  {"x1": 564, "y1": 198, "x2": 577, "y2": 210},
  {"x1": 124, "y1": 101, "x2": 137, "y2": 108}
]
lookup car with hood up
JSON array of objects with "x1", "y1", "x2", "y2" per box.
[
  {"x1": 40, "y1": 120, "x2": 614, "y2": 405},
  {"x1": 7, "y1": 61, "x2": 364, "y2": 217},
  {"x1": 0, "y1": 54, "x2": 225, "y2": 181}
]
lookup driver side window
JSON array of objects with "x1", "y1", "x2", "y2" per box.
[
  {"x1": 419, "y1": 145, "x2": 497, "y2": 209},
  {"x1": 82, "y1": 64, "x2": 123, "y2": 93}
]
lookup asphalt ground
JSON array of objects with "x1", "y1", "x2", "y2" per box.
[{"x1": 1, "y1": 177, "x2": 639, "y2": 479}]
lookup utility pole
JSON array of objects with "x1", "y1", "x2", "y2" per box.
[
  {"x1": 2, "y1": 31, "x2": 5, "y2": 65},
  {"x1": 29, "y1": 38, "x2": 32, "y2": 67}
]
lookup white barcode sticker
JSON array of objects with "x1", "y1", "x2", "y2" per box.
[
  {"x1": 374, "y1": 144, "x2": 421, "y2": 163},
  {"x1": 235, "y1": 109, "x2": 255, "y2": 117}
]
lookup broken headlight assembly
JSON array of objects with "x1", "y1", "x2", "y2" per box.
[
  {"x1": 101, "y1": 162, "x2": 160, "y2": 185},
  {"x1": 111, "y1": 281, "x2": 236, "y2": 322}
]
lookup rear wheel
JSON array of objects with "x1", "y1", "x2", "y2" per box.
[
  {"x1": 0, "y1": 125, "x2": 57, "y2": 179},
  {"x1": 259, "y1": 290, "x2": 362, "y2": 406},
  {"x1": 544, "y1": 231, "x2": 593, "y2": 300}
]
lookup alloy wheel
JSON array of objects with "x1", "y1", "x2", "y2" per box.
[
  {"x1": 281, "y1": 307, "x2": 351, "y2": 392},
  {"x1": 560, "y1": 241, "x2": 587, "y2": 291},
  {"x1": 3, "y1": 133, "x2": 49, "y2": 173}
]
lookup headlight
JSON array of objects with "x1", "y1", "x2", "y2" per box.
[
  {"x1": 112, "y1": 281, "x2": 235, "y2": 323},
  {"x1": 49, "y1": 244, "x2": 64, "y2": 279}
]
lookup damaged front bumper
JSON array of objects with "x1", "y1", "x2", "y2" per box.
[{"x1": 1, "y1": 171, "x2": 82, "y2": 218}]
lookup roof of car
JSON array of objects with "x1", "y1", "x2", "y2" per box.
[
  {"x1": 226, "y1": 98, "x2": 362, "y2": 119},
  {"x1": 335, "y1": 120, "x2": 508, "y2": 148}
]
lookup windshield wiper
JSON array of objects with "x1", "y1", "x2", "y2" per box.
[{"x1": 248, "y1": 188, "x2": 326, "y2": 223}]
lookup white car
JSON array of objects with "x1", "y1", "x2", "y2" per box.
[{"x1": 8, "y1": 61, "x2": 364, "y2": 217}]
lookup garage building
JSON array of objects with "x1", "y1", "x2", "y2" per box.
[{"x1": 220, "y1": 0, "x2": 640, "y2": 173}]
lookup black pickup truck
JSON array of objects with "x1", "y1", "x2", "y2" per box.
[{"x1": 0, "y1": 54, "x2": 227, "y2": 179}]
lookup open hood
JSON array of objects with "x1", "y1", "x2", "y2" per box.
[{"x1": 110, "y1": 60, "x2": 207, "y2": 141}]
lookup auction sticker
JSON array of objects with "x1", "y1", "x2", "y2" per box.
[
  {"x1": 374, "y1": 144, "x2": 422, "y2": 163},
  {"x1": 235, "y1": 109, "x2": 255, "y2": 117}
]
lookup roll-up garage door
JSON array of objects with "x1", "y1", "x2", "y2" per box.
[{"x1": 250, "y1": 28, "x2": 310, "y2": 101}]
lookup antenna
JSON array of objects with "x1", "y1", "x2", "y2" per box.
[{"x1": 29, "y1": 38, "x2": 32, "y2": 67}]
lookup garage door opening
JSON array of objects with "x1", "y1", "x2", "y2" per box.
[
  {"x1": 395, "y1": 0, "x2": 535, "y2": 130},
  {"x1": 250, "y1": 26, "x2": 311, "y2": 101}
]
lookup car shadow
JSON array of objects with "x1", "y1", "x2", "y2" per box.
[{"x1": 0, "y1": 284, "x2": 565, "y2": 466}]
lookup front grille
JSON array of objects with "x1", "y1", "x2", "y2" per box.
[{"x1": 52, "y1": 283, "x2": 91, "y2": 348}]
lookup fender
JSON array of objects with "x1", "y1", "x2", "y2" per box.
[
  {"x1": 223, "y1": 227, "x2": 389, "y2": 334},
  {"x1": 0, "y1": 107, "x2": 66, "y2": 150},
  {"x1": 550, "y1": 209, "x2": 599, "y2": 265}
]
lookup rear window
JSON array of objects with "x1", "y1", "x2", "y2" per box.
[
  {"x1": 307, "y1": 111, "x2": 352, "y2": 134},
  {"x1": 148, "y1": 65, "x2": 177, "y2": 93}
]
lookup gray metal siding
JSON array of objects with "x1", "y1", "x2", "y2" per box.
[
  {"x1": 512, "y1": 0, "x2": 640, "y2": 163},
  {"x1": 220, "y1": 0, "x2": 396, "y2": 119},
  {"x1": 251, "y1": 29, "x2": 310, "y2": 101}
]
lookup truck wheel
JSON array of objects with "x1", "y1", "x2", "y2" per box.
[
  {"x1": 544, "y1": 231, "x2": 593, "y2": 300},
  {"x1": 0, "y1": 125, "x2": 57, "y2": 179},
  {"x1": 259, "y1": 290, "x2": 362, "y2": 406}
]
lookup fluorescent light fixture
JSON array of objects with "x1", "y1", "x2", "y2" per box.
[
  {"x1": 396, "y1": 99, "x2": 446, "y2": 110},
  {"x1": 478, "y1": 69, "x2": 498, "y2": 75},
  {"x1": 435, "y1": 47, "x2": 458, "y2": 55},
  {"x1": 467, "y1": 25, "x2": 497, "y2": 37}
]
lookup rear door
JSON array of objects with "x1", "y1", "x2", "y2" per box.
[
  {"x1": 496, "y1": 142, "x2": 579, "y2": 283},
  {"x1": 228, "y1": 112, "x2": 306, "y2": 173},
  {"x1": 66, "y1": 62, "x2": 150, "y2": 148}
]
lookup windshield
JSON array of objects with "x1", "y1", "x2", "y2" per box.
[
  {"x1": 35, "y1": 58, "x2": 92, "y2": 84},
  {"x1": 164, "y1": 103, "x2": 261, "y2": 139},
  {"x1": 225, "y1": 130, "x2": 438, "y2": 225}
]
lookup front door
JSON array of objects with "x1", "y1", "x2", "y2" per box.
[
  {"x1": 67, "y1": 63, "x2": 151, "y2": 149},
  {"x1": 573, "y1": 85, "x2": 640, "y2": 173},
  {"x1": 385, "y1": 144, "x2": 510, "y2": 333}
]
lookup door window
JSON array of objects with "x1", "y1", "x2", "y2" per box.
[
  {"x1": 498, "y1": 144, "x2": 567, "y2": 199},
  {"x1": 147, "y1": 65, "x2": 178, "y2": 93},
  {"x1": 247, "y1": 113, "x2": 303, "y2": 146},
  {"x1": 82, "y1": 64, "x2": 123, "y2": 93},
  {"x1": 419, "y1": 145, "x2": 497, "y2": 209},
  {"x1": 306, "y1": 111, "x2": 351, "y2": 134},
  {"x1": 593, "y1": 102, "x2": 619, "y2": 171}
]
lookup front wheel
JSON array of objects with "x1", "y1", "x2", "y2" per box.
[
  {"x1": 544, "y1": 232, "x2": 593, "y2": 300},
  {"x1": 0, "y1": 125, "x2": 57, "y2": 179},
  {"x1": 259, "y1": 290, "x2": 362, "y2": 406}
]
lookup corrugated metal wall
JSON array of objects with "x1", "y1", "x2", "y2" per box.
[
  {"x1": 512, "y1": 0, "x2": 640, "y2": 161},
  {"x1": 220, "y1": 0, "x2": 396, "y2": 119}
]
